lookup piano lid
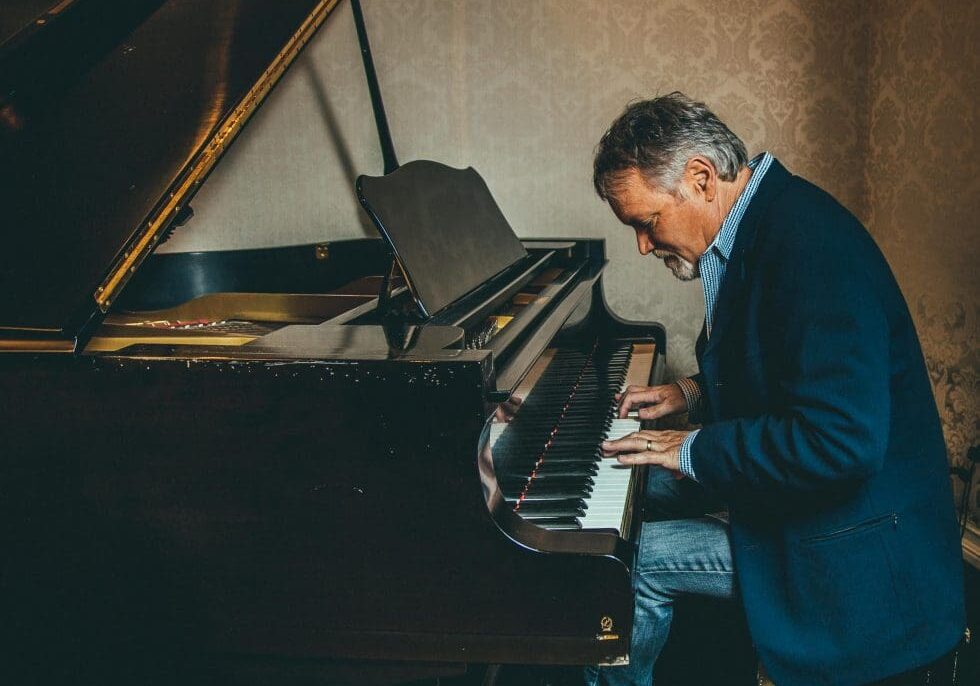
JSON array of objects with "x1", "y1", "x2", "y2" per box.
[
  {"x1": 0, "y1": 1, "x2": 66, "y2": 51},
  {"x1": 0, "y1": 0, "x2": 339, "y2": 342}
]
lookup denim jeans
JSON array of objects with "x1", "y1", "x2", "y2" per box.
[{"x1": 584, "y1": 468, "x2": 735, "y2": 686}]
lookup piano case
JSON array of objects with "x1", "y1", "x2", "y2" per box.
[{"x1": 0, "y1": 1, "x2": 666, "y2": 683}]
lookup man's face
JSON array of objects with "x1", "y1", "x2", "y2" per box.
[{"x1": 607, "y1": 167, "x2": 712, "y2": 281}]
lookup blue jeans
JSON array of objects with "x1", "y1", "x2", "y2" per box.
[{"x1": 585, "y1": 468, "x2": 735, "y2": 686}]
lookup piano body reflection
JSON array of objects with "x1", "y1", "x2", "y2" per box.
[{"x1": 0, "y1": 1, "x2": 666, "y2": 682}]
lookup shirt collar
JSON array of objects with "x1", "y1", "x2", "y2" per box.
[{"x1": 705, "y1": 151, "x2": 774, "y2": 261}]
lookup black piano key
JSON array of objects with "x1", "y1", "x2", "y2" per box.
[
  {"x1": 531, "y1": 463, "x2": 599, "y2": 476},
  {"x1": 511, "y1": 498, "x2": 586, "y2": 516},
  {"x1": 496, "y1": 341, "x2": 643, "y2": 517},
  {"x1": 518, "y1": 460, "x2": 598, "y2": 473},
  {"x1": 500, "y1": 477, "x2": 595, "y2": 495},
  {"x1": 500, "y1": 477, "x2": 595, "y2": 493},
  {"x1": 499, "y1": 470, "x2": 595, "y2": 486},
  {"x1": 518, "y1": 516, "x2": 583, "y2": 530},
  {"x1": 523, "y1": 454, "x2": 600, "y2": 467},
  {"x1": 524, "y1": 483, "x2": 592, "y2": 498},
  {"x1": 497, "y1": 436, "x2": 607, "y2": 449},
  {"x1": 511, "y1": 489, "x2": 589, "y2": 501},
  {"x1": 519, "y1": 506, "x2": 585, "y2": 518}
]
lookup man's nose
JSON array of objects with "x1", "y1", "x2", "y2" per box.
[{"x1": 635, "y1": 229, "x2": 654, "y2": 255}]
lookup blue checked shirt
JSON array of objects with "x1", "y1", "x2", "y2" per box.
[{"x1": 677, "y1": 152, "x2": 774, "y2": 480}]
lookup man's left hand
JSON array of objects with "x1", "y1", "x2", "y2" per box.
[{"x1": 601, "y1": 429, "x2": 691, "y2": 477}]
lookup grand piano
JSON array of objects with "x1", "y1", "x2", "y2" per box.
[{"x1": 0, "y1": 1, "x2": 667, "y2": 683}]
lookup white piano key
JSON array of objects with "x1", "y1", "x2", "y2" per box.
[
  {"x1": 487, "y1": 421, "x2": 507, "y2": 449},
  {"x1": 492, "y1": 342, "x2": 656, "y2": 536},
  {"x1": 577, "y1": 388, "x2": 645, "y2": 533}
]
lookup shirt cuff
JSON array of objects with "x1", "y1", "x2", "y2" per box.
[
  {"x1": 675, "y1": 377, "x2": 703, "y2": 422},
  {"x1": 679, "y1": 429, "x2": 700, "y2": 481}
]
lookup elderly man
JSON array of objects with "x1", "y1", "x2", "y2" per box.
[{"x1": 587, "y1": 93, "x2": 965, "y2": 686}]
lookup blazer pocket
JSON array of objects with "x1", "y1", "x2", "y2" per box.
[
  {"x1": 789, "y1": 511, "x2": 909, "y2": 655},
  {"x1": 801, "y1": 513, "x2": 898, "y2": 545}
]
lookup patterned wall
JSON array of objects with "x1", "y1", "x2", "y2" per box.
[
  {"x1": 166, "y1": 1, "x2": 976, "y2": 513},
  {"x1": 865, "y1": 0, "x2": 979, "y2": 522},
  {"x1": 168, "y1": 0, "x2": 871, "y2": 381}
]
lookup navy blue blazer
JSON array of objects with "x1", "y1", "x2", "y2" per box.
[{"x1": 689, "y1": 160, "x2": 965, "y2": 686}]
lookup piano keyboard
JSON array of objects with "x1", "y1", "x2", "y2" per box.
[{"x1": 488, "y1": 341, "x2": 656, "y2": 536}]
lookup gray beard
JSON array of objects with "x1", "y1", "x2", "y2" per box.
[{"x1": 654, "y1": 250, "x2": 700, "y2": 281}]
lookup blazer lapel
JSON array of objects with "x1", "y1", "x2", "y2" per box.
[
  {"x1": 695, "y1": 320, "x2": 708, "y2": 364},
  {"x1": 702, "y1": 160, "x2": 793, "y2": 361}
]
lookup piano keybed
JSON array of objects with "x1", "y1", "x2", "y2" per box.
[{"x1": 488, "y1": 341, "x2": 655, "y2": 536}]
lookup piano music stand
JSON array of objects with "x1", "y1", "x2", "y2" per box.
[{"x1": 357, "y1": 160, "x2": 528, "y2": 320}]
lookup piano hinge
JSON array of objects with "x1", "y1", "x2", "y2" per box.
[
  {"x1": 378, "y1": 256, "x2": 423, "y2": 320},
  {"x1": 93, "y1": 0, "x2": 342, "y2": 312}
]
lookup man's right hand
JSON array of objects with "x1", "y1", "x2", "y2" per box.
[{"x1": 616, "y1": 382, "x2": 687, "y2": 420}]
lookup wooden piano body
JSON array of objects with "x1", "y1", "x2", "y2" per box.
[{"x1": 0, "y1": 1, "x2": 666, "y2": 682}]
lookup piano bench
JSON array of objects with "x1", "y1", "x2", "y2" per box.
[{"x1": 655, "y1": 595, "x2": 757, "y2": 686}]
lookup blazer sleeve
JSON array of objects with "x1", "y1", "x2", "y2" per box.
[{"x1": 690, "y1": 223, "x2": 891, "y2": 495}]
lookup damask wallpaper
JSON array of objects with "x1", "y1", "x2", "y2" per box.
[
  {"x1": 165, "y1": 0, "x2": 977, "y2": 521},
  {"x1": 168, "y1": 0, "x2": 872, "y2": 378},
  {"x1": 864, "y1": 0, "x2": 979, "y2": 526}
]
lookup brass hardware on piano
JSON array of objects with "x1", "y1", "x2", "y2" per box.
[{"x1": 93, "y1": 0, "x2": 342, "y2": 314}]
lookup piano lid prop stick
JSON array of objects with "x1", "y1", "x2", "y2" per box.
[{"x1": 351, "y1": 0, "x2": 399, "y2": 174}]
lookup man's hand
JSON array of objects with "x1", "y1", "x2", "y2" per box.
[
  {"x1": 616, "y1": 383, "x2": 687, "y2": 420},
  {"x1": 601, "y1": 429, "x2": 691, "y2": 478}
]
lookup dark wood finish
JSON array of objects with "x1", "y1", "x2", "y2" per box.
[
  {"x1": 0, "y1": 0, "x2": 325, "y2": 337},
  {"x1": 0, "y1": 2, "x2": 674, "y2": 683},
  {"x1": 1, "y1": 230, "x2": 668, "y2": 685},
  {"x1": 0, "y1": 0, "x2": 79, "y2": 50}
]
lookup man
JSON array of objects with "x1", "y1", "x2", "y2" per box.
[{"x1": 588, "y1": 93, "x2": 965, "y2": 686}]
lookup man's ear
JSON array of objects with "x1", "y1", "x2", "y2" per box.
[{"x1": 684, "y1": 157, "x2": 717, "y2": 202}]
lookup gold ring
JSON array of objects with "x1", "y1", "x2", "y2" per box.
[{"x1": 646, "y1": 439, "x2": 653, "y2": 451}]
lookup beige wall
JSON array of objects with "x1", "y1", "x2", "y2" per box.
[
  {"x1": 165, "y1": 0, "x2": 870, "y2": 381},
  {"x1": 165, "y1": 0, "x2": 976, "y2": 505},
  {"x1": 865, "y1": 0, "x2": 979, "y2": 516}
]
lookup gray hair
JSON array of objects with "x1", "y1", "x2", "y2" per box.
[{"x1": 593, "y1": 92, "x2": 748, "y2": 200}]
